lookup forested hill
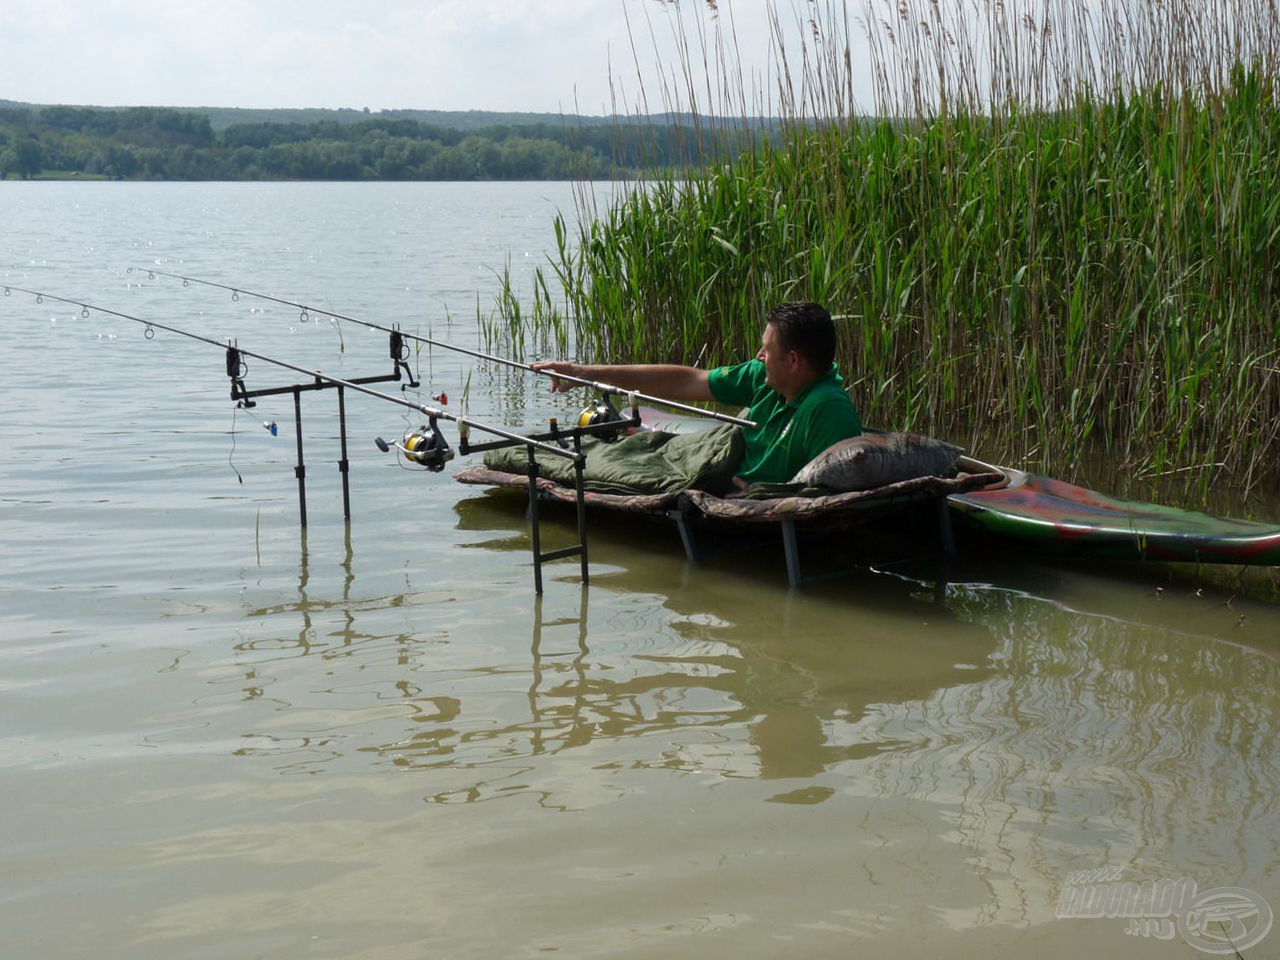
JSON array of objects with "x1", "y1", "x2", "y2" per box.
[{"x1": 0, "y1": 100, "x2": 770, "y2": 181}]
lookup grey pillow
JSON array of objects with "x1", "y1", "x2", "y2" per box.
[{"x1": 791, "y1": 432, "x2": 963, "y2": 491}]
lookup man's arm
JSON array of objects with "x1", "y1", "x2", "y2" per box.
[{"x1": 529, "y1": 361, "x2": 713, "y2": 403}]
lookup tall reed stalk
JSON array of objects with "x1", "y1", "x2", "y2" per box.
[{"x1": 497, "y1": 0, "x2": 1280, "y2": 506}]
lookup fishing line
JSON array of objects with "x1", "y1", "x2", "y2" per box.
[
  {"x1": 228, "y1": 404, "x2": 244, "y2": 484},
  {"x1": 399, "y1": 330, "x2": 422, "y2": 437},
  {"x1": 425, "y1": 324, "x2": 433, "y2": 394},
  {"x1": 136, "y1": 268, "x2": 758, "y2": 428},
  {"x1": 313, "y1": 294, "x2": 346, "y2": 353},
  {"x1": 226, "y1": 409, "x2": 279, "y2": 484}
]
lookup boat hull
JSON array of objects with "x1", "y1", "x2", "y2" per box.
[{"x1": 948, "y1": 468, "x2": 1280, "y2": 565}]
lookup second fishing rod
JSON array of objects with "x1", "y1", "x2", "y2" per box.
[{"x1": 135, "y1": 267, "x2": 759, "y2": 430}]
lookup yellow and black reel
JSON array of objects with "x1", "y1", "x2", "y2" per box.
[
  {"x1": 374, "y1": 417, "x2": 454, "y2": 471},
  {"x1": 576, "y1": 397, "x2": 625, "y2": 442}
]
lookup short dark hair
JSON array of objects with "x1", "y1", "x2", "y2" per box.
[{"x1": 766, "y1": 301, "x2": 837, "y2": 372}]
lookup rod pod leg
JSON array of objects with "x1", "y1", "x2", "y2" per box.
[
  {"x1": 336, "y1": 385, "x2": 351, "y2": 521},
  {"x1": 293, "y1": 387, "x2": 307, "y2": 528},
  {"x1": 526, "y1": 448, "x2": 544, "y2": 595}
]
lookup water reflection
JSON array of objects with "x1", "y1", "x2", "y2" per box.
[
  {"x1": 240, "y1": 524, "x2": 393, "y2": 660},
  {"x1": 527, "y1": 591, "x2": 591, "y2": 756},
  {"x1": 441, "y1": 493, "x2": 1280, "y2": 888},
  {"x1": 225, "y1": 495, "x2": 1004, "y2": 792},
  {"x1": 218, "y1": 490, "x2": 1280, "y2": 921}
]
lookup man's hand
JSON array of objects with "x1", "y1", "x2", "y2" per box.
[{"x1": 529, "y1": 360, "x2": 583, "y2": 393}]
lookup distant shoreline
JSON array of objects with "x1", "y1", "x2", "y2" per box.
[{"x1": 0, "y1": 100, "x2": 776, "y2": 183}]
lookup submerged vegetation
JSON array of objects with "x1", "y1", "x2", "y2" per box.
[{"x1": 503, "y1": 0, "x2": 1280, "y2": 505}]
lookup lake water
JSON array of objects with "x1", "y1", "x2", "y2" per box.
[{"x1": 1, "y1": 181, "x2": 1277, "y2": 959}]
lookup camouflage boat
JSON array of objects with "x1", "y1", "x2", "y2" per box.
[{"x1": 947, "y1": 458, "x2": 1280, "y2": 566}]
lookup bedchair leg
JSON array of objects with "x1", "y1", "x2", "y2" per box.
[
  {"x1": 668, "y1": 509, "x2": 701, "y2": 562},
  {"x1": 781, "y1": 520, "x2": 802, "y2": 587},
  {"x1": 936, "y1": 497, "x2": 956, "y2": 557}
]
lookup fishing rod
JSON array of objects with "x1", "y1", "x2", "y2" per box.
[
  {"x1": 4, "y1": 283, "x2": 596, "y2": 592},
  {"x1": 134, "y1": 267, "x2": 759, "y2": 430},
  {"x1": 3, "y1": 284, "x2": 579, "y2": 463}
]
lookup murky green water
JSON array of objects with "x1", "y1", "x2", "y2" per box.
[{"x1": 1, "y1": 182, "x2": 1276, "y2": 958}]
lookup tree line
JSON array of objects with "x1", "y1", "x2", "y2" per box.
[{"x1": 0, "y1": 104, "x2": 758, "y2": 181}]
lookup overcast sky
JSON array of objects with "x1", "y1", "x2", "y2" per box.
[{"x1": 0, "y1": 1, "x2": 849, "y2": 116}]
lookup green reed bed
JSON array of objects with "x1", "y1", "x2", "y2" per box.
[{"x1": 497, "y1": 2, "x2": 1280, "y2": 506}]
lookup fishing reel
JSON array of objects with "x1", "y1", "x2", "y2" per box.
[
  {"x1": 374, "y1": 417, "x2": 454, "y2": 472},
  {"x1": 577, "y1": 396, "x2": 626, "y2": 442}
]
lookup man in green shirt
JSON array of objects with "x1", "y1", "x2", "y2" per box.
[{"x1": 532, "y1": 301, "x2": 862, "y2": 486}]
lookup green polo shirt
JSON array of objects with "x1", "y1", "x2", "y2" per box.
[{"x1": 708, "y1": 359, "x2": 862, "y2": 483}]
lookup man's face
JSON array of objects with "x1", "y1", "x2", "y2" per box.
[{"x1": 756, "y1": 322, "x2": 797, "y2": 395}]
